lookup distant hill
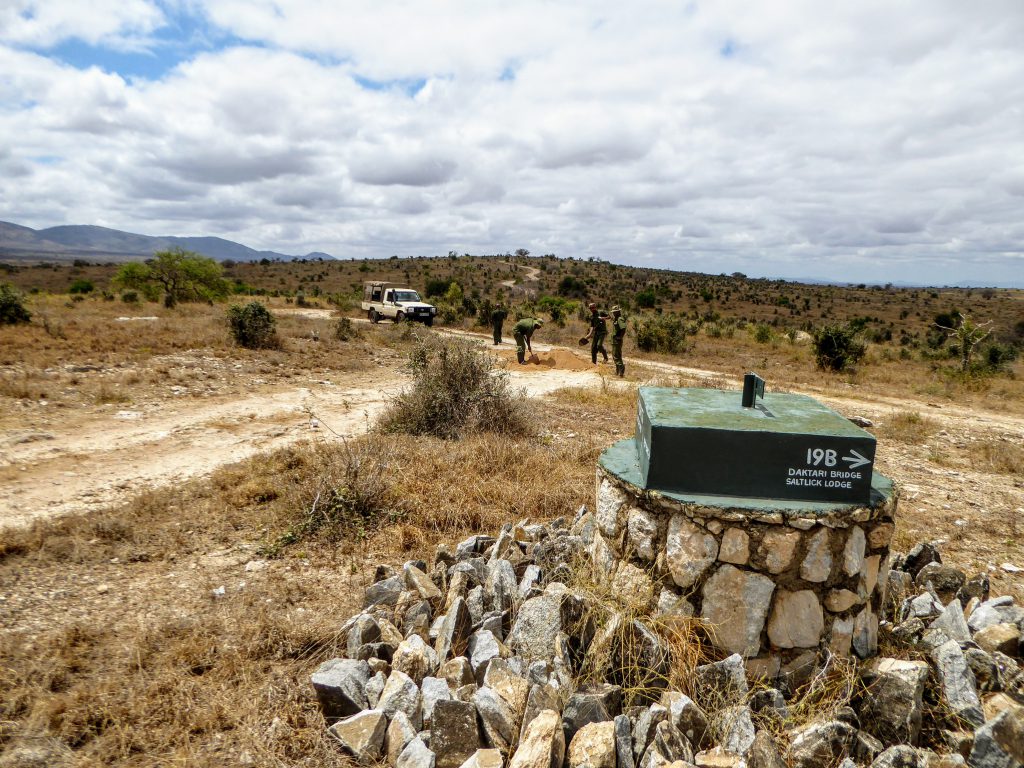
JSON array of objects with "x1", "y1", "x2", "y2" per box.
[{"x1": 0, "y1": 221, "x2": 335, "y2": 263}]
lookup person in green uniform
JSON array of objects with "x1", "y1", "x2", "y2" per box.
[
  {"x1": 490, "y1": 305, "x2": 508, "y2": 345},
  {"x1": 513, "y1": 317, "x2": 543, "y2": 364},
  {"x1": 610, "y1": 305, "x2": 627, "y2": 377},
  {"x1": 584, "y1": 302, "x2": 609, "y2": 364}
]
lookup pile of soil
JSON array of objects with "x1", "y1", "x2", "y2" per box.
[{"x1": 498, "y1": 348, "x2": 594, "y2": 372}]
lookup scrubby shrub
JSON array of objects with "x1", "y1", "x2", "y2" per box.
[
  {"x1": 634, "y1": 313, "x2": 690, "y2": 354},
  {"x1": 121, "y1": 290, "x2": 139, "y2": 303},
  {"x1": 377, "y1": 337, "x2": 531, "y2": 438},
  {"x1": 982, "y1": 342, "x2": 1017, "y2": 373},
  {"x1": 635, "y1": 289, "x2": 657, "y2": 309},
  {"x1": 557, "y1": 275, "x2": 587, "y2": 298},
  {"x1": 752, "y1": 324, "x2": 774, "y2": 344},
  {"x1": 334, "y1": 317, "x2": 361, "y2": 341},
  {"x1": 227, "y1": 301, "x2": 279, "y2": 349},
  {"x1": 536, "y1": 295, "x2": 578, "y2": 326},
  {"x1": 0, "y1": 283, "x2": 31, "y2": 325},
  {"x1": 68, "y1": 279, "x2": 94, "y2": 294},
  {"x1": 425, "y1": 278, "x2": 454, "y2": 298},
  {"x1": 813, "y1": 323, "x2": 866, "y2": 371}
]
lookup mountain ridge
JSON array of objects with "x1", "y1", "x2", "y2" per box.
[{"x1": 0, "y1": 221, "x2": 335, "y2": 263}]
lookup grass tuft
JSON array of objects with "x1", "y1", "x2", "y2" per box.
[{"x1": 877, "y1": 410, "x2": 938, "y2": 444}]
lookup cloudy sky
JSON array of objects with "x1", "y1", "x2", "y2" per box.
[{"x1": 2, "y1": 1, "x2": 1023, "y2": 286}]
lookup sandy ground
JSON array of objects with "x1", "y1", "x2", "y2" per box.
[{"x1": 0, "y1": 333, "x2": 601, "y2": 528}]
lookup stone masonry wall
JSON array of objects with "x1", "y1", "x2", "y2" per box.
[{"x1": 591, "y1": 464, "x2": 897, "y2": 676}]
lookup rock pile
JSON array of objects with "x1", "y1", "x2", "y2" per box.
[{"x1": 311, "y1": 512, "x2": 1024, "y2": 767}]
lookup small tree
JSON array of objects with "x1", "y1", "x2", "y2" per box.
[
  {"x1": 812, "y1": 323, "x2": 866, "y2": 371},
  {"x1": 227, "y1": 302, "x2": 279, "y2": 349},
  {"x1": 935, "y1": 311, "x2": 992, "y2": 373},
  {"x1": 0, "y1": 283, "x2": 31, "y2": 325},
  {"x1": 114, "y1": 248, "x2": 229, "y2": 308}
]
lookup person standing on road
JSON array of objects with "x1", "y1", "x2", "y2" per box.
[
  {"x1": 491, "y1": 305, "x2": 508, "y2": 345},
  {"x1": 584, "y1": 302, "x2": 609, "y2": 364},
  {"x1": 610, "y1": 305, "x2": 628, "y2": 377},
  {"x1": 513, "y1": 317, "x2": 543, "y2": 364}
]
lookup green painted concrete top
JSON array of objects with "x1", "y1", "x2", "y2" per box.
[
  {"x1": 639, "y1": 386, "x2": 869, "y2": 438},
  {"x1": 600, "y1": 438, "x2": 894, "y2": 513}
]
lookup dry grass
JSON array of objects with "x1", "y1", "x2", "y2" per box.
[
  {"x1": 877, "y1": 411, "x2": 940, "y2": 445},
  {"x1": 567, "y1": 561, "x2": 714, "y2": 710},
  {"x1": 0, "y1": 590, "x2": 349, "y2": 767},
  {"x1": 0, "y1": 418, "x2": 598, "y2": 766},
  {"x1": 963, "y1": 438, "x2": 1024, "y2": 476}
]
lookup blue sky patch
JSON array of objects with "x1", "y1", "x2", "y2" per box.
[{"x1": 355, "y1": 75, "x2": 427, "y2": 97}]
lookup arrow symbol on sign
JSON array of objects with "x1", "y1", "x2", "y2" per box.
[{"x1": 842, "y1": 449, "x2": 870, "y2": 470}]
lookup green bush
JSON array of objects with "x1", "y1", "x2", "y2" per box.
[
  {"x1": 377, "y1": 337, "x2": 531, "y2": 439},
  {"x1": 68, "y1": 279, "x2": 94, "y2": 294},
  {"x1": 121, "y1": 291, "x2": 140, "y2": 303},
  {"x1": 227, "y1": 302, "x2": 279, "y2": 349},
  {"x1": 634, "y1": 313, "x2": 690, "y2": 354},
  {"x1": 635, "y1": 289, "x2": 657, "y2": 309},
  {"x1": 425, "y1": 278, "x2": 454, "y2": 298},
  {"x1": 812, "y1": 323, "x2": 866, "y2": 371},
  {"x1": 334, "y1": 317, "x2": 361, "y2": 341},
  {"x1": 753, "y1": 324, "x2": 774, "y2": 344},
  {"x1": 0, "y1": 283, "x2": 31, "y2": 325}
]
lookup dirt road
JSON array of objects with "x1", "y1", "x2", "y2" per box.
[{"x1": 0, "y1": 334, "x2": 601, "y2": 528}]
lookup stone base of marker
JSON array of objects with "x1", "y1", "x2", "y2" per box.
[{"x1": 593, "y1": 447, "x2": 896, "y2": 671}]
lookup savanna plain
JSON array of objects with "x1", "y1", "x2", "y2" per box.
[{"x1": 1, "y1": 255, "x2": 1023, "y2": 766}]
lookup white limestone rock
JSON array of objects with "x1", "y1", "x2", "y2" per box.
[
  {"x1": 568, "y1": 720, "x2": 618, "y2": 768},
  {"x1": 843, "y1": 526, "x2": 866, "y2": 577},
  {"x1": 800, "y1": 528, "x2": 833, "y2": 583},
  {"x1": 761, "y1": 529, "x2": 801, "y2": 574},
  {"x1": 718, "y1": 528, "x2": 750, "y2": 566},
  {"x1": 767, "y1": 590, "x2": 825, "y2": 649},
  {"x1": 666, "y1": 515, "x2": 719, "y2": 589},
  {"x1": 509, "y1": 708, "x2": 565, "y2": 768},
  {"x1": 596, "y1": 477, "x2": 627, "y2": 539},
  {"x1": 328, "y1": 709, "x2": 388, "y2": 764},
  {"x1": 627, "y1": 506, "x2": 661, "y2": 562},
  {"x1": 701, "y1": 565, "x2": 775, "y2": 657}
]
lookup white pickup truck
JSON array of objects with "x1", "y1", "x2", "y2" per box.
[{"x1": 361, "y1": 281, "x2": 437, "y2": 326}]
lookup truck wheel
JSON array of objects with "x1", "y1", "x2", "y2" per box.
[
  {"x1": 424, "y1": 317, "x2": 433, "y2": 327},
  {"x1": 369, "y1": 308, "x2": 379, "y2": 323},
  {"x1": 395, "y1": 311, "x2": 405, "y2": 323}
]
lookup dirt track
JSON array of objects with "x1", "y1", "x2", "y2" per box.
[{"x1": 0, "y1": 333, "x2": 602, "y2": 528}]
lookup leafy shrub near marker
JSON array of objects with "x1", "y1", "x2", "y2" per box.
[
  {"x1": 227, "y1": 301, "x2": 280, "y2": 349},
  {"x1": 812, "y1": 322, "x2": 866, "y2": 371},
  {"x1": 0, "y1": 283, "x2": 32, "y2": 325},
  {"x1": 377, "y1": 336, "x2": 531, "y2": 438}
]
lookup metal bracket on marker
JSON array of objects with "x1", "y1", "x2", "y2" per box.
[{"x1": 741, "y1": 372, "x2": 765, "y2": 408}]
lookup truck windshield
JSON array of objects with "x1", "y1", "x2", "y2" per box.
[{"x1": 393, "y1": 291, "x2": 421, "y2": 302}]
